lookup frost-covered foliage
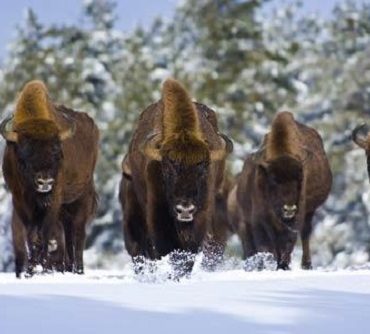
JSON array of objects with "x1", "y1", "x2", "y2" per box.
[{"x1": 1, "y1": 0, "x2": 370, "y2": 271}]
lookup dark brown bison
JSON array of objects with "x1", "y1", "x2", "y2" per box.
[
  {"x1": 352, "y1": 124, "x2": 370, "y2": 177},
  {"x1": 229, "y1": 111, "x2": 332, "y2": 270},
  {"x1": 0, "y1": 80, "x2": 99, "y2": 277},
  {"x1": 119, "y1": 78, "x2": 233, "y2": 275}
]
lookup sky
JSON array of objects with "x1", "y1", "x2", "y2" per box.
[{"x1": 0, "y1": 0, "x2": 366, "y2": 60}]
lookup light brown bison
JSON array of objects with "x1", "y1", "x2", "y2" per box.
[
  {"x1": 229, "y1": 111, "x2": 332, "y2": 270},
  {"x1": 119, "y1": 78, "x2": 233, "y2": 275},
  {"x1": 0, "y1": 80, "x2": 99, "y2": 277}
]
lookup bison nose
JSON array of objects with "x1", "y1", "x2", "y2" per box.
[
  {"x1": 175, "y1": 203, "x2": 196, "y2": 222},
  {"x1": 35, "y1": 174, "x2": 54, "y2": 193},
  {"x1": 283, "y1": 204, "x2": 297, "y2": 219}
]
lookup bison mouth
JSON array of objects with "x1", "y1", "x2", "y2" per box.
[
  {"x1": 36, "y1": 185, "x2": 53, "y2": 193},
  {"x1": 175, "y1": 204, "x2": 196, "y2": 223},
  {"x1": 176, "y1": 214, "x2": 194, "y2": 222}
]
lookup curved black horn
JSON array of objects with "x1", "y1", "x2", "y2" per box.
[
  {"x1": 352, "y1": 123, "x2": 369, "y2": 149},
  {"x1": 210, "y1": 133, "x2": 233, "y2": 161},
  {"x1": 140, "y1": 132, "x2": 162, "y2": 161},
  {"x1": 219, "y1": 133, "x2": 233, "y2": 154},
  {"x1": 0, "y1": 115, "x2": 18, "y2": 142}
]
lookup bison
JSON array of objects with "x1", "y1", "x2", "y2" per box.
[
  {"x1": 119, "y1": 78, "x2": 233, "y2": 275},
  {"x1": 0, "y1": 80, "x2": 99, "y2": 277},
  {"x1": 229, "y1": 111, "x2": 332, "y2": 270}
]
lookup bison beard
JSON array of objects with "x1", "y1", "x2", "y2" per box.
[{"x1": 120, "y1": 78, "x2": 233, "y2": 277}]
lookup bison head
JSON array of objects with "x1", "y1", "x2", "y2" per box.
[
  {"x1": 143, "y1": 132, "x2": 232, "y2": 223},
  {"x1": 0, "y1": 116, "x2": 74, "y2": 194},
  {"x1": 258, "y1": 155, "x2": 303, "y2": 229}
]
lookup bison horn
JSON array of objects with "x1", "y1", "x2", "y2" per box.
[
  {"x1": 352, "y1": 123, "x2": 369, "y2": 149},
  {"x1": 141, "y1": 132, "x2": 162, "y2": 161},
  {"x1": 0, "y1": 115, "x2": 18, "y2": 143},
  {"x1": 59, "y1": 118, "x2": 76, "y2": 141},
  {"x1": 302, "y1": 147, "x2": 313, "y2": 164},
  {"x1": 210, "y1": 133, "x2": 233, "y2": 161}
]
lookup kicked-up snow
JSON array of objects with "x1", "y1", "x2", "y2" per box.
[{"x1": 1, "y1": 259, "x2": 369, "y2": 334}]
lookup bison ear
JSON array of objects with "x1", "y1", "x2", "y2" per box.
[
  {"x1": 352, "y1": 123, "x2": 369, "y2": 149},
  {"x1": 0, "y1": 115, "x2": 18, "y2": 143}
]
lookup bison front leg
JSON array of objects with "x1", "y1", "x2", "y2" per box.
[
  {"x1": 201, "y1": 236, "x2": 224, "y2": 271},
  {"x1": 42, "y1": 215, "x2": 65, "y2": 273},
  {"x1": 11, "y1": 211, "x2": 27, "y2": 278},
  {"x1": 276, "y1": 233, "x2": 297, "y2": 270},
  {"x1": 169, "y1": 250, "x2": 195, "y2": 280},
  {"x1": 26, "y1": 228, "x2": 42, "y2": 276},
  {"x1": 301, "y1": 212, "x2": 314, "y2": 270}
]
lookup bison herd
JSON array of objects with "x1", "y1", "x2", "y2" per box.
[{"x1": 0, "y1": 79, "x2": 366, "y2": 278}]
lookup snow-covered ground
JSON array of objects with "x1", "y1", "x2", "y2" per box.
[{"x1": 1, "y1": 266, "x2": 370, "y2": 334}]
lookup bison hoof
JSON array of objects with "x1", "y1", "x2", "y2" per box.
[
  {"x1": 65, "y1": 264, "x2": 74, "y2": 272},
  {"x1": 302, "y1": 262, "x2": 313, "y2": 270},
  {"x1": 25, "y1": 266, "x2": 36, "y2": 277},
  {"x1": 74, "y1": 267, "x2": 84, "y2": 275},
  {"x1": 277, "y1": 263, "x2": 290, "y2": 270}
]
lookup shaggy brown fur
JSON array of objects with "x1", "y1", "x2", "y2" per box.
[
  {"x1": 13, "y1": 80, "x2": 54, "y2": 126},
  {"x1": 229, "y1": 112, "x2": 332, "y2": 270},
  {"x1": 162, "y1": 78, "x2": 202, "y2": 140},
  {"x1": 1, "y1": 81, "x2": 99, "y2": 278},
  {"x1": 265, "y1": 112, "x2": 301, "y2": 160},
  {"x1": 13, "y1": 119, "x2": 60, "y2": 140},
  {"x1": 160, "y1": 79, "x2": 209, "y2": 165},
  {"x1": 119, "y1": 79, "x2": 233, "y2": 276}
]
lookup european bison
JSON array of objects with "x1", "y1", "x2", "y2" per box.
[
  {"x1": 0, "y1": 80, "x2": 99, "y2": 277},
  {"x1": 119, "y1": 78, "x2": 233, "y2": 275},
  {"x1": 229, "y1": 111, "x2": 332, "y2": 270}
]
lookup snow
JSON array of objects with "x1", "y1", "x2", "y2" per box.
[{"x1": 1, "y1": 268, "x2": 370, "y2": 334}]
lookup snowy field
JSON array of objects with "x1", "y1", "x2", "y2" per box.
[{"x1": 1, "y1": 265, "x2": 370, "y2": 334}]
